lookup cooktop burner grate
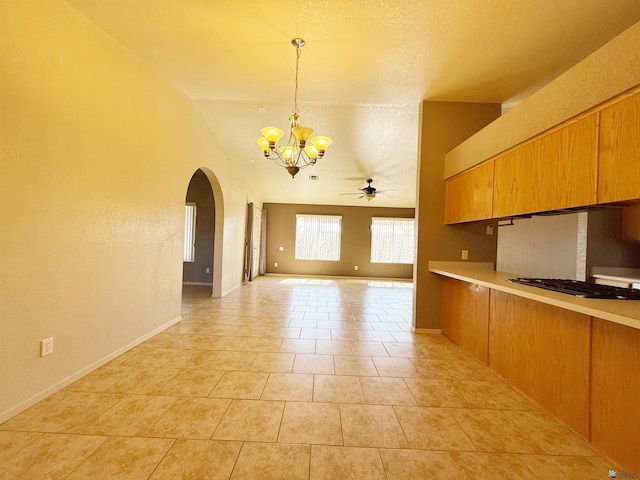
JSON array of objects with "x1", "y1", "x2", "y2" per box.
[{"x1": 508, "y1": 278, "x2": 640, "y2": 300}]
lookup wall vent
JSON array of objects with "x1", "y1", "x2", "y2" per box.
[{"x1": 308, "y1": 175, "x2": 319, "y2": 181}]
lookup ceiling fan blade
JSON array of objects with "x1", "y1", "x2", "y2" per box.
[
  {"x1": 375, "y1": 193, "x2": 394, "y2": 198},
  {"x1": 373, "y1": 190, "x2": 397, "y2": 194}
]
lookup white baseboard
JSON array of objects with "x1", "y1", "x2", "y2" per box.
[
  {"x1": 0, "y1": 315, "x2": 183, "y2": 424},
  {"x1": 182, "y1": 282, "x2": 213, "y2": 286},
  {"x1": 412, "y1": 328, "x2": 443, "y2": 334}
]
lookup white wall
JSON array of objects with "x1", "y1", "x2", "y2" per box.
[{"x1": 0, "y1": 0, "x2": 261, "y2": 420}]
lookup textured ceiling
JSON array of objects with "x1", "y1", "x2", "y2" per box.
[{"x1": 65, "y1": 0, "x2": 640, "y2": 207}]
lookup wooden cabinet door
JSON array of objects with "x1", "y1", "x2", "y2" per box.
[
  {"x1": 493, "y1": 114, "x2": 598, "y2": 217},
  {"x1": 442, "y1": 278, "x2": 489, "y2": 364},
  {"x1": 598, "y1": 90, "x2": 640, "y2": 203},
  {"x1": 444, "y1": 160, "x2": 493, "y2": 224},
  {"x1": 489, "y1": 291, "x2": 591, "y2": 438}
]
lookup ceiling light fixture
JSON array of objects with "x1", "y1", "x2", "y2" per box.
[{"x1": 256, "y1": 38, "x2": 332, "y2": 178}]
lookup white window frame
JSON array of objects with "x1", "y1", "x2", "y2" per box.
[
  {"x1": 370, "y1": 217, "x2": 415, "y2": 264},
  {"x1": 295, "y1": 214, "x2": 342, "y2": 261},
  {"x1": 183, "y1": 203, "x2": 197, "y2": 262}
]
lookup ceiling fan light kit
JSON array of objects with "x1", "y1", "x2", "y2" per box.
[
  {"x1": 340, "y1": 179, "x2": 396, "y2": 201},
  {"x1": 256, "y1": 38, "x2": 332, "y2": 178}
]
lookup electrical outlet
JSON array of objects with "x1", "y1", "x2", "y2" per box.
[
  {"x1": 354, "y1": 266, "x2": 358, "y2": 271},
  {"x1": 274, "y1": 262, "x2": 278, "y2": 267},
  {"x1": 462, "y1": 250, "x2": 469, "y2": 260},
  {"x1": 205, "y1": 267, "x2": 210, "y2": 273},
  {"x1": 486, "y1": 225, "x2": 494, "y2": 235},
  {"x1": 40, "y1": 337, "x2": 53, "y2": 357}
]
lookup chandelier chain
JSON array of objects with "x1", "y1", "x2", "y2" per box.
[{"x1": 292, "y1": 44, "x2": 301, "y2": 115}]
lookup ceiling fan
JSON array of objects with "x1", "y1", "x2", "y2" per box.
[{"x1": 340, "y1": 179, "x2": 396, "y2": 201}]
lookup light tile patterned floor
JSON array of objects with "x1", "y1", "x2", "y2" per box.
[{"x1": 0, "y1": 276, "x2": 625, "y2": 479}]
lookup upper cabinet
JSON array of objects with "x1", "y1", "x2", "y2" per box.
[
  {"x1": 598, "y1": 90, "x2": 640, "y2": 204},
  {"x1": 493, "y1": 114, "x2": 598, "y2": 218},
  {"x1": 444, "y1": 160, "x2": 493, "y2": 224}
]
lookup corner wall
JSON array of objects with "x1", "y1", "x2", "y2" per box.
[{"x1": 413, "y1": 102, "x2": 501, "y2": 330}]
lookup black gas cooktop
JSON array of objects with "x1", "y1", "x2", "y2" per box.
[{"x1": 508, "y1": 278, "x2": 640, "y2": 300}]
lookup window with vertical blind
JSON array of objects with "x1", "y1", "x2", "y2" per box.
[
  {"x1": 295, "y1": 214, "x2": 342, "y2": 261},
  {"x1": 183, "y1": 203, "x2": 196, "y2": 262},
  {"x1": 370, "y1": 217, "x2": 415, "y2": 264}
]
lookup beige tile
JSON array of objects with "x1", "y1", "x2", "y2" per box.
[
  {"x1": 394, "y1": 406, "x2": 476, "y2": 451},
  {"x1": 331, "y1": 330, "x2": 364, "y2": 341},
  {"x1": 449, "y1": 451, "x2": 538, "y2": 479},
  {"x1": 152, "y1": 368, "x2": 224, "y2": 396},
  {"x1": 380, "y1": 449, "x2": 462, "y2": 480},
  {"x1": 0, "y1": 390, "x2": 73, "y2": 429},
  {"x1": 340, "y1": 404, "x2": 409, "y2": 448},
  {"x1": 403, "y1": 378, "x2": 469, "y2": 407},
  {"x1": 293, "y1": 354, "x2": 335, "y2": 374},
  {"x1": 454, "y1": 380, "x2": 535, "y2": 410},
  {"x1": 207, "y1": 351, "x2": 257, "y2": 371},
  {"x1": 279, "y1": 338, "x2": 316, "y2": 353},
  {"x1": 372, "y1": 357, "x2": 421, "y2": 377},
  {"x1": 120, "y1": 347, "x2": 182, "y2": 367},
  {"x1": 261, "y1": 373, "x2": 314, "y2": 402},
  {"x1": 449, "y1": 409, "x2": 545, "y2": 454},
  {"x1": 250, "y1": 352, "x2": 296, "y2": 373},
  {"x1": 383, "y1": 342, "x2": 426, "y2": 358},
  {"x1": 147, "y1": 397, "x2": 231, "y2": 439},
  {"x1": 349, "y1": 342, "x2": 390, "y2": 357},
  {"x1": 360, "y1": 331, "x2": 396, "y2": 342},
  {"x1": 359, "y1": 377, "x2": 417, "y2": 405},
  {"x1": 66, "y1": 366, "x2": 133, "y2": 393},
  {"x1": 209, "y1": 371, "x2": 269, "y2": 399},
  {"x1": 300, "y1": 328, "x2": 332, "y2": 340},
  {"x1": 0, "y1": 433, "x2": 106, "y2": 480},
  {"x1": 313, "y1": 375, "x2": 365, "y2": 404},
  {"x1": 213, "y1": 399, "x2": 285, "y2": 442},
  {"x1": 334, "y1": 356, "x2": 378, "y2": 376},
  {"x1": 0, "y1": 431, "x2": 43, "y2": 463},
  {"x1": 150, "y1": 439, "x2": 241, "y2": 479},
  {"x1": 107, "y1": 367, "x2": 181, "y2": 394},
  {"x1": 163, "y1": 349, "x2": 220, "y2": 368},
  {"x1": 268, "y1": 327, "x2": 302, "y2": 339},
  {"x1": 505, "y1": 410, "x2": 597, "y2": 456},
  {"x1": 520, "y1": 455, "x2": 608, "y2": 479},
  {"x1": 315, "y1": 340, "x2": 352, "y2": 355},
  {"x1": 83, "y1": 395, "x2": 176, "y2": 436},
  {"x1": 242, "y1": 337, "x2": 283, "y2": 352},
  {"x1": 66, "y1": 436, "x2": 174, "y2": 480},
  {"x1": 278, "y1": 402, "x2": 342, "y2": 445},
  {"x1": 18, "y1": 392, "x2": 123, "y2": 433},
  {"x1": 310, "y1": 445, "x2": 386, "y2": 480},
  {"x1": 231, "y1": 442, "x2": 310, "y2": 480}
]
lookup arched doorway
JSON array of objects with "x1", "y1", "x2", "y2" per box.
[{"x1": 182, "y1": 168, "x2": 224, "y2": 297}]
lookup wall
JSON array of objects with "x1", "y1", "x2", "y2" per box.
[
  {"x1": 445, "y1": 21, "x2": 640, "y2": 178},
  {"x1": 587, "y1": 209, "x2": 640, "y2": 270},
  {"x1": 183, "y1": 171, "x2": 215, "y2": 285},
  {"x1": 413, "y1": 102, "x2": 501, "y2": 330},
  {"x1": 264, "y1": 203, "x2": 415, "y2": 279},
  {"x1": 0, "y1": 0, "x2": 261, "y2": 420}
]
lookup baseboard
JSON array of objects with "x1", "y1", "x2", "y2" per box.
[
  {"x1": 182, "y1": 282, "x2": 213, "y2": 286},
  {"x1": 0, "y1": 315, "x2": 183, "y2": 424},
  {"x1": 412, "y1": 328, "x2": 443, "y2": 334},
  {"x1": 221, "y1": 282, "x2": 243, "y2": 297}
]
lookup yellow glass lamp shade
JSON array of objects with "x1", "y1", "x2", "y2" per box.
[
  {"x1": 311, "y1": 136, "x2": 332, "y2": 153},
  {"x1": 304, "y1": 145, "x2": 318, "y2": 160},
  {"x1": 261, "y1": 127, "x2": 284, "y2": 144},
  {"x1": 292, "y1": 125, "x2": 314, "y2": 144},
  {"x1": 256, "y1": 137, "x2": 270, "y2": 152},
  {"x1": 279, "y1": 146, "x2": 294, "y2": 160}
]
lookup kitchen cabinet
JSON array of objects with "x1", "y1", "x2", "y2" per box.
[
  {"x1": 488, "y1": 290, "x2": 591, "y2": 438},
  {"x1": 598, "y1": 90, "x2": 640, "y2": 204},
  {"x1": 442, "y1": 277, "x2": 489, "y2": 363},
  {"x1": 591, "y1": 318, "x2": 640, "y2": 473},
  {"x1": 493, "y1": 114, "x2": 598, "y2": 217},
  {"x1": 444, "y1": 160, "x2": 493, "y2": 224}
]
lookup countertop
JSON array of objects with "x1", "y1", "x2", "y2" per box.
[{"x1": 429, "y1": 261, "x2": 640, "y2": 330}]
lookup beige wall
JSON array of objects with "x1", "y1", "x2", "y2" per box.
[
  {"x1": 264, "y1": 203, "x2": 415, "y2": 279},
  {"x1": 0, "y1": 0, "x2": 261, "y2": 420},
  {"x1": 414, "y1": 102, "x2": 501, "y2": 330}
]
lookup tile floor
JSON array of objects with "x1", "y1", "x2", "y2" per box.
[{"x1": 0, "y1": 276, "x2": 625, "y2": 479}]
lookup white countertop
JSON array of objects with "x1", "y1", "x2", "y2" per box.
[{"x1": 429, "y1": 261, "x2": 640, "y2": 330}]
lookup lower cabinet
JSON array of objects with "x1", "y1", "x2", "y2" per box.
[
  {"x1": 489, "y1": 291, "x2": 591, "y2": 439},
  {"x1": 591, "y1": 319, "x2": 640, "y2": 473},
  {"x1": 442, "y1": 277, "x2": 489, "y2": 364}
]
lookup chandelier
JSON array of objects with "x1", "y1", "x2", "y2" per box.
[{"x1": 256, "y1": 38, "x2": 332, "y2": 178}]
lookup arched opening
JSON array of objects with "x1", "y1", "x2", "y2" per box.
[{"x1": 182, "y1": 168, "x2": 224, "y2": 298}]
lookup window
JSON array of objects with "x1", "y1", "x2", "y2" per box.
[
  {"x1": 183, "y1": 203, "x2": 196, "y2": 262},
  {"x1": 370, "y1": 217, "x2": 415, "y2": 264},
  {"x1": 295, "y1": 214, "x2": 342, "y2": 261}
]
